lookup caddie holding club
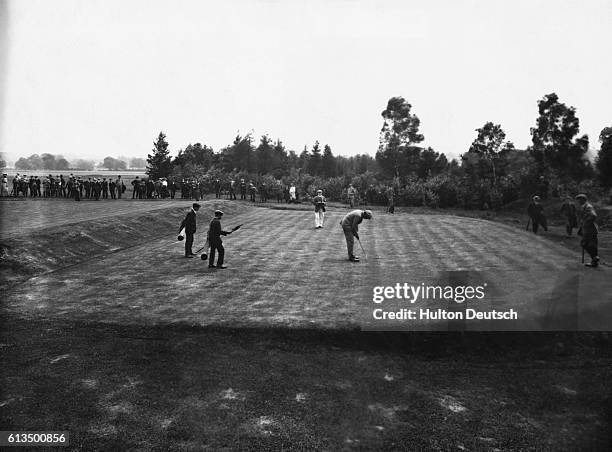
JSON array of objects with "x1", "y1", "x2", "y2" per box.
[
  {"x1": 312, "y1": 189, "x2": 326, "y2": 229},
  {"x1": 208, "y1": 210, "x2": 232, "y2": 269},
  {"x1": 575, "y1": 194, "x2": 600, "y2": 268},
  {"x1": 340, "y1": 209, "x2": 372, "y2": 262}
]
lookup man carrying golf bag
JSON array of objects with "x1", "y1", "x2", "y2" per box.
[{"x1": 340, "y1": 209, "x2": 372, "y2": 262}]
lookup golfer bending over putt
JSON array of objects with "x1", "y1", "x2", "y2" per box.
[{"x1": 340, "y1": 209, "x2": 372, "y2": 262}]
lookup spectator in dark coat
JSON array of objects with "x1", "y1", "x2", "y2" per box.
[
  {"x1": 527, "y1": 195, "x2": 547, "y2": 234},
  {"x1": 560, "y1": 196, "x2": 577, "y2": 236}
]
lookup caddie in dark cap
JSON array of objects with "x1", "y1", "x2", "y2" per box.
[
  {"x1": 179, "y1": 203, "x2": 201, "y2": 258},
  {"x1": 575, "y1": 194, "x2": 600, "y2": 267},
  {"x1": 340, "y1": 209, "x2": 372, "y2": 262},
  {"x1": 208, "y1": 209, "x2": 232, "y2": 269}
]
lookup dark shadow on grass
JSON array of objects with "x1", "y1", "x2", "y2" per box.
[
  {"x1": 3, "y1": 313, "x2": 611, "y2": 361},
  {"x1": 1, "y1": 313, "x2": 611, "y2": 450}
]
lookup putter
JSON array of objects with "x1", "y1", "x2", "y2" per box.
[{"x1": 357, "y1": 238, "x2": 367, "y2": 260}]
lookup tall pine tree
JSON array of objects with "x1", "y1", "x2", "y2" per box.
[
  {"x1": 321, "y1": 144, "x2": 336, "y2": 177},
  {"x1": 308, "y1": 141, "x2": 322, "y2": 175},
  {"x1": 376, "y1": 97, "x2": 424, "y2": 178},
  {"x1": 147, "y1": 132, "x2": 172, "y2": 179},
  {"x1": 529, "y1": 93, "x2": 590, "y2": 181}
]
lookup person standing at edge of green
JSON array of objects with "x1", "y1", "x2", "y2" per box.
[
  {"x1": 347, "y1": 184, "x2": 357, "y2": 208},
  {"x1": 527, "y1": 195, "x2": 547, "y2": 234},
  {"x1": 560, "y1": 195, "x2": 578, "y2": 236},
  {"x1": 576, "y1": 194, "x2": 600, "y2": 268}
]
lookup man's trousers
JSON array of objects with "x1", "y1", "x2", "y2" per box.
[
  {"x1": 581, "y1": 234, "x2": 598, "y2": 261},
  {"x1": 342, "y1": 226, "x2": 355, "y2": 258},
  {"x1": 185, "y1": 232, "x2": 194, "y2": 256},
  {"x1": 209, "y1": 241, "x2": 225, "y2": 267},
  {"x1": 314, "y1": 210, "x2": 325, "y2": 228}
]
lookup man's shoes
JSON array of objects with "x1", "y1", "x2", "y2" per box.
[
  {"x1": 208, "y1": 265, "x2": 216, "y2": 268},
  {"x1": 217, "y1": 265, "x2": 228, "y2": 269},
  {"x1": 349, "y1": 256, "x2": 360, "y2": 262},
  {"x1": 585, "y1": 257, "x2": 600, "y2": 268}
]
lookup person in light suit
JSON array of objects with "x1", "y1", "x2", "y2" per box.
[{"x1": 312, "y1": 189, "x2": 326, "y2": 228}]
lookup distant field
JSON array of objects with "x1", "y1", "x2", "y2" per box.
[
  {"x1": 2, "y1": 169, "x2": 146, "y2": 178},
  {"x1": 1, "y1": 199, "x2": 611, "y2": 449}
]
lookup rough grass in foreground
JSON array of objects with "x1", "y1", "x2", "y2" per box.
[{"x1": 1, "y1": 318, "x2": 611, "y2": 450}]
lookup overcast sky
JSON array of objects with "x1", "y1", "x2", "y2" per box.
[{"x1": 1, "y1": 0, "x2": 611, "y2": 164}]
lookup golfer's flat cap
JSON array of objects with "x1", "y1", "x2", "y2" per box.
[
  {"x1": 575, "y1": 194, "x2": 587, "y2": 200},
  {"x1": 193, "y1": 203, "x2": 201, "y2": 209},
  {"x1": 214, "y1": 210, "x2": 224, "y2": 216}
]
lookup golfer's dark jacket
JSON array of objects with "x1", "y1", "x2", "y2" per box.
[
  {"x1": 208, "y1": 218, "x2": 229, "y2": 244},
  {"x1": 179, "y1": 209, "x2": 197, "y2": 234}
]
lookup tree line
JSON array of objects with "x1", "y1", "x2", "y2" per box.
[{"x1": 147, "y1": 92, "x2": 610, "y2": 208}]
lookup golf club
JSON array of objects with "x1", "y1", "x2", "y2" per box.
[
  {"x1": 197, "y1": 225, "x2": 242, "y2": 260},
  {"x1": 357, "y1": 238, "x2": 367, "y2": 260},
  {"x1": 195, "y1": 239, "x2": 209, "y2": 260}
]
